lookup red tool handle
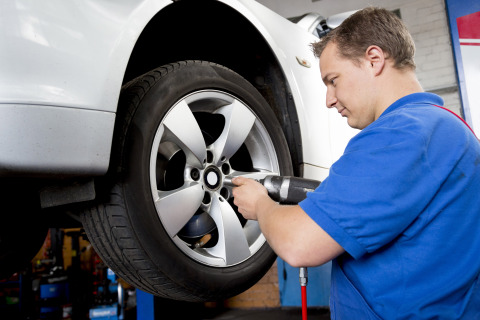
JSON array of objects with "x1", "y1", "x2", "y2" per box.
[
  {"x1": 299, "y1": 267, "x2": 308, "y2": 320},
  {"x1": 301, "y1": 285, "x2": 308, "y2": 320}
]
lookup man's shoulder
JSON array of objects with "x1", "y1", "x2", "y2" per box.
[
  {"x1": 373, "y1": 101, "x2": 461, "y2": 138},
  {"x1": 374, "y1": 92, "x2": 446, "y2": 128}
]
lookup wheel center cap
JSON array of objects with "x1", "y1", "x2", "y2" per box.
[
  {"x1": 206, "y1": 171, "x2": 218, "y2": 186},
  {"x1": 204, "y1": 167, "x2": 221, "y2": 189}
]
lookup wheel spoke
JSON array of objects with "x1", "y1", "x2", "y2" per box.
[
  {"x1": 206, "y1": 196, "x2": 251, "y2": 265},
  {"x1": 212, "y1": 100, "x2": 256, "y2": 165},
  {"x1": 163, "y1": 100, "x2": 207, "y2": 168},
  {"x1": 154, "y1": 182, "x2": 204, "y2": 238}
]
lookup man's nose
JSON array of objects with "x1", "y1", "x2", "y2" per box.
[{"x1": 326, "y1": 89, "x2": 337, "y2": 109}]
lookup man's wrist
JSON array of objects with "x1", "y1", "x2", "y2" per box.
[{"x1": 255, "y1": 195, "x2": 277, "y2": 220}]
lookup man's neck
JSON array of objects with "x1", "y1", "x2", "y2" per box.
[{"x1": 374, "y1": 68, "x2": 423, "y2": 120}]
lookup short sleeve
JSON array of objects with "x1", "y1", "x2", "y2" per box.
[{"x1": 300, "y1": 120, "x2": 441, "y2": 259}]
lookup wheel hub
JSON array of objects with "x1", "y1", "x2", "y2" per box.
[{"x1": 203, "y1": 166, "x2": 222, "y2": 190}]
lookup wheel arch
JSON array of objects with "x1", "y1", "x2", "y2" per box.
[{"x1": 121, "y1": 0, "x2": 304, "y2": 175}]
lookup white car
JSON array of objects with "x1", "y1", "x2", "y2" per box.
[{"x1": 0, "y1": 0, "x2": 354, "y2": 301}]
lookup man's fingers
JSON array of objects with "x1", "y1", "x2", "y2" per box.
[{"x1": 232, "y1": 176, "x2": 246, "y2": 186}]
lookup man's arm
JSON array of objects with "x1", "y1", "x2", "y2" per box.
[{"x1": 232, "y1": 177, "x2": 344, "y2": 267}]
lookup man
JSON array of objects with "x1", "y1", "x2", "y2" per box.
[{"x1": 232, "y1": 7, "x2": 480, "y2": 319}]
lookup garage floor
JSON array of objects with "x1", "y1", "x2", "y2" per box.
[
  {"x1": 148, "y1": 307, "x2": 331, "y2": 320},
  {"x1": 198, "y1": 307, "x2": 331, "y2": 320},
  {"x1": 151, "y1": 299, "x2": 331, "y2": 319}
]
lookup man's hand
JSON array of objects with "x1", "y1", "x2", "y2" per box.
[
  {"x1": 231, "y1": 176, "x2": 272, "y2": 220},
  {"x1": 231, "y1": 176, "x2": 344, "y2": 267}
]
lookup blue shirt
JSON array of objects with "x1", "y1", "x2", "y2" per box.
[{"x1": 300, "y1": 93, "x2": 480, "y2": 319}]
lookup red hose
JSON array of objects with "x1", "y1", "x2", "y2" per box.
[{"x1": 301, "y1": 285, "x2": 308, "y2": 320}]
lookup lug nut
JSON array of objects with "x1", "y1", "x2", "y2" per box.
[{"x1": 190, "y1": 168, "x2": 200, "y2": 181}]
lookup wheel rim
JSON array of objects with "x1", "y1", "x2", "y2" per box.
[{"x1": 149, "y1": 90, "x2": 280, "y2": 267}]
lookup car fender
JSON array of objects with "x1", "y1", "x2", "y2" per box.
[
  {"x1": 0, "y1": 0, "x2": 355, "y2": 176},
  {"x1": 0, "y1": 0, "x2": 174, "y2": 175}
]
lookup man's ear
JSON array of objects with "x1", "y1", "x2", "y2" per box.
[{"x1": 365, "y1": 45, "x2": 385, "y2": 76}]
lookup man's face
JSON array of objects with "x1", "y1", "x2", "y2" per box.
[{"x1": 319, "y1": 43, "x2": 377, "y2": 130}]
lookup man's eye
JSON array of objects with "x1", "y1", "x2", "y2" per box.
[{"x1": 330, "y1": 78, "x2": 336, "y2": 86}]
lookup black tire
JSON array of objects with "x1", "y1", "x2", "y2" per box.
[
  {"x1": 0, "y1": 181, "x2": 48, "y2": 279},
  {"x1": 81, "y1": 61, "x2": 293, "y2": 301}
]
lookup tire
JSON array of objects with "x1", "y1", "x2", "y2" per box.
[
  {"x1": 0, "y1": 181, "x2": 48, "y2": 279},
  {"x1": 81, "y1": 61, "x2": 293, "y2": 301}
]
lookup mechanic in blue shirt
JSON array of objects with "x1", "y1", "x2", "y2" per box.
[{"x1": 232, "y1": 7, "x2": 480, "y2": 319}]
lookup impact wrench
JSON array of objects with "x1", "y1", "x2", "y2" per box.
[{"x1": 229, "y1": 175, "x2": 321, "y2": 320}]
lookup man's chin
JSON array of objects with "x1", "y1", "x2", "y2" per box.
[{"x1": 347, "y1": 118, "x2": 366, "y2": 130}]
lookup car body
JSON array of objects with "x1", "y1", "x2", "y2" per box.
[{"x1": 0, "y1": 0, "x2": 355, "y2": 301}]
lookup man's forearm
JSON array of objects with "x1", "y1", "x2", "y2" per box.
[{"x1": 256, "y1": 199, "x2": 344, "y2": 267}]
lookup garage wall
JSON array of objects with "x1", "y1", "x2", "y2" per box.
[{"x1": 256, "y1": 0, "x2": 462, "y2": 115}]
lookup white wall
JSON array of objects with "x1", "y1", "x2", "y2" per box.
[{"x1": 256, "y1": 0, "x2": 462, "y2": 115}]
